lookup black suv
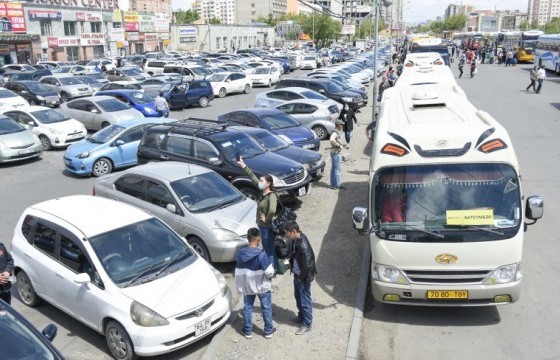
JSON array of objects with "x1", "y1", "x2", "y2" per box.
[
  {"x1": 137, "y1": 120, "x2": 313, "y2": 200},
  {"x1": 275, "y1": 78, "x2": 365, "y2": 110}
]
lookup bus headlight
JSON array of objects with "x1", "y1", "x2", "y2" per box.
[
  {"x1": 484, "y1": 263, "x2": 521, "y2": 285},
  {"x1": 372, "y1": 262, "x2": 409, "y2": 285}
]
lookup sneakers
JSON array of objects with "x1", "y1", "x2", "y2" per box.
[
  {"x1": 243, "y1": 331, "x2": 252, "y2": 339},
  {"x1": 291, "y1": 317, "x2": 303, "y2": 324},
  {"x1": 295, "y1": 325, "x2": 311, "y2": 335},
  {"x1": 264, "y1": 327, "x2": 277, "y2": 339}
]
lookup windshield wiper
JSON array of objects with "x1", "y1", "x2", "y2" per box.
[
  {"x1": 154, "y1": 248, "x2": 188, "y2": 277},
  {"x1": 379, "y1": 223, "x2": 444, "y2": 239},
  {"x1": 123, "y1": 262, "x2": 160, "y2": 288},
  {"x1": 448, "y1": 224, "x2": 505, "y2": 236},
  {"x1": 206, "y1": 198, "x2": 238, "y2": 212}
]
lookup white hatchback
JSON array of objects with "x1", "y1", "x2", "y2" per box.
[{"x1": 10, "y1": 195, "x2": 231, "y2": 359}]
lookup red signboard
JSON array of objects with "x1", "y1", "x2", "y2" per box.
[
  {"x1": 124, "y1": 22, "x2": 138, "y2": 32},
  {"x1": 0, "y1": 2, "x2": 26, "y2": 32},
  {"x1": 48, "y1": 36, "x2": 58, "y2": 48}
]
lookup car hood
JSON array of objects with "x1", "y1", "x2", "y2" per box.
[
  {"x1": 120, "y1": 258, "x2": 220, "y2": 318},
  {"x1": 271, "y1": 125, "x2": 315, "y2": 143},
  {"x1": 110, "y1": 108, "x2": 144, "y2": 120},
  {"x1": 197, "y1": 197, "x2": 257, "y2": 235},
  {"x1": 274, "y1": 145, "x2": 321, "y2": 165},
  {"x1": 35, "y1": 89, "x2": 59, "y2": 97},
  {"x1": 63, "y1": 84, "x2": 92, "y2": 92},
  {"x1": 0, "y1": 130, "x2": 36, "y2": 147},
  {"x1": 65, "y1": 138, "x2": 109, "y2": 156},
  {"x1": 245, "y1": 151, "x2": 304, "y2": 178},
  {"x1": 48, "y1": 119, "x2": 85, "y2": 133},
  {"x1": 0, "y1": 97, "x2": 27, "y2": 107}
]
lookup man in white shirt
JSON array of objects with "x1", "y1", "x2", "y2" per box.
[
  {"x1": 536, "y1": 65, "x2": 547, "y2": 94},
  {"x1": 155, "y1": 91, "x2": 169, "y2": 117}
]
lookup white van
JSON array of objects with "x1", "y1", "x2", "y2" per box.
[
  {"x1": 352, "y1": 85, "x2": 543, "y2": 306},
  {"x1": 143, "y1": 60, "x2": 167, "y2": 76}
]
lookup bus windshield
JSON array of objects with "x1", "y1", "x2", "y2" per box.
[{"x1": 373, "y1": 163, "x2": 521, "y2": 242}]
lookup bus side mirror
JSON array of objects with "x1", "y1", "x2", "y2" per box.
[
  {"x1": 525, "y1": 196, "x2": 543, "y2": 222},
  {"x1": 352, "y1": 206, "x2": 370, "y2": 235}
]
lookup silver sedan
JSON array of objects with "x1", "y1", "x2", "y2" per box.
[{"x1": 275, "y1": 98, "x2": 340, "y2": 140}]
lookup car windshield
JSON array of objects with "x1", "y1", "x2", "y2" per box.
[
  {"x1": 79, "y1": 76, "x2": 96, "y2": 84},
  {"x1": 59, "y1": 77, "x2": 84, "y2": 86},
  {"x1": 88, "y1": 61, "x2": 100, "y2": 66},
  {"x1": 301, "y1": 90, "x2": 327, "y2": 100},
  {"x1": 0, "y1": 304, "x2": 58, "y2": 360},
  {"x1": 26, "y1": 83, "x2": 52, "y2": 92},
  {"x1": 217, "y1": 132, "x2": 266, "y2": 159},
  {"x1": 53, "y1": 66, "x2": 71, "y2": 73},
  {"x1": 31, "y1": 109, "x2": 69, "y2": 124},
  {"x1": 374, "y1": 163, "x2": 521, "y2": 242},
  {"x1": 121, "y1": 69, "x2": 137, "y2": 76},
  {"x1": 250, "y1": 131, "x2": 289, "y2": 151},
  {"x1": 131, "y1": 92, "x2": 154, "y2": 104},
  {"x1": 261, "y1": 113, "x2": 300, "y2": 129},
  {"x1": 171, "y1": 172, "x2": 243, "y2": 213},
  {"x1": 304, "y1": 56, "x2": 316, "y2": 60},
  {"x1": 89, "y1": 218, "x2": 195, "y2": 287},
  {"x1": 324, "y1": 81, "x2": 345, "y2": 92},
  {"x1": 96, "y1": 99, "x2": 130, "y2": 112},
  {"x1": 88, "y1": 124, "x2": 125, "y2": 143},
  {"x1": 0, "y1": 89, "x2": 17, "y2": 98},
  {"x1": 158, "y1": 83, "x2": 173, "y2": 92},
  {"x1": 254, "y1": 67, "x2": 270, "y2": 74},
  {"x1": 86, "y1": 73, "x2": 104, "y2": 80},
  {"x1": 208, "y1": 74, "x2": 227, "y2": 82},
  {"x1": 0, "y1": 118, "x2": 25, "y2": 134},
  {"x1": 191, "y1": 67, "x2": 212, "y2": 76}
]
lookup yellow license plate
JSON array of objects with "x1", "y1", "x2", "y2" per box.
[{"x1": 427, "y1": 290, "x2": 468, "y2": 299}]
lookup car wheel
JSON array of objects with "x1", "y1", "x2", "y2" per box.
[
  {"x1": 198, "y1": 96, "x2": 209, "y2": 108},
  {"x1": 92, "y1": 157, "x2": 113, "y2": 177},
  {"x1": 187, "y1": 236, "x2": 211, "y2": 262},
  {"x1": 218, "y1": 87, "x2": 227, "y2": 98},
  {"x1": 17, "y1": 271, "x2": 40, "y2": 307},
  {"x1": 39, "y1": 135, "x2": 52, "y2": 151},
  {"x1": 101, "y1": 121, "x2": 110, "y2": 129},
  {"x1": 312, "y1": 125, "x2": 328, "y2": 140},
  {"x1": 106, "y1": 320, "x2": 137, "y2": 360},
  {"x1": 240, "y1": 186, "x2": 259, "y2": 201},
  {"x1": 243, "y1": 84, "x2": 251, "y2": 94},
  {"x1": 28, "y1": 99, "x2": 36, "y2": 106},
  {"x1": 61, "y1": 92, "x2": 69, "y2": 102}
]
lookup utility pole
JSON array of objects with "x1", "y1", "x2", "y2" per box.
[{"x1": 371, "y1": 0, "x2": 392, "y2": 129}]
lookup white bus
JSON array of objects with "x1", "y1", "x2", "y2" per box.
[
  {"x1": 396, "y1": 52, "x2": 458, "y2": 89},
  {"x1": 535, "y1": 33, "x2": 560, "y2": 73},
  {"x1": 352, "y1": 85, "x2": 543, "y2": 306}
]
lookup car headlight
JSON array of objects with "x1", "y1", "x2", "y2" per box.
[
  {"x1": 342, "y1": 97, "x2": 352, "y2": 103},
  {"x1": 309, "y1": 158, "x2": 323, "y2": 168},
  {"x1": 77, "y1": 151, "x2": 91, "y2": 159},
  {"x1": 36, "y1": 95, "x2": 45, "y2": 100},
  {"x1": 212, "y1": 267, "x2": 229, "y2": 297},
  {"x1": 270, "y1": 174, "x2": 287, "y2": 187},
  {"x1": 278, "y1": 134, "x2": 293, "y2": 144},
  {"x1": 213, "y1": 228, "x2": 240, "y2": 242},
  {"x1": 144, "y1": 107, "x2": 157, "y2": 114},
  {"x1": 484, "y1": 263, "x2": 521, "y2": 285},
  {"x1": 371, "y1": 262, "x2": 410, "y2": 284},
  {"x1": 130, "y1": 301, "x2": 169, "y2": 327}
]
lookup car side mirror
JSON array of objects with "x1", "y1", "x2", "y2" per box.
[
  {"x1": 319, "y1": 89, "x2": 325, "y2": 93},
  {"x1": 42, "y1": 324, "x2": 58, "y2": 342},
  {"x1": 208, "y1": 157, "x2": 223, "y2": 166},
  {"x1": 27, "y1": 121, "x2": 35, "y2": 126},
  {"x1": 73, "y1": 272, "x2": 91, "y2": 284},
  {"x1": 226, "y1": 79, "x2": 231, "y2": 82},
  {"x1": 114, "y1": 139, "x2": 124, "y2": 146},
  {"x1": 525, "y1": 196, "x2": 543, "y2": 222},
  {"x1": 20, "y1": 90, "x2": 28, "y2": 94},
  {"x1": 166, "y1": 203, "x2": 177, "y2": 214},
  {"x1": 352, "y1": 206, "x2": 370, "y2": 235}
]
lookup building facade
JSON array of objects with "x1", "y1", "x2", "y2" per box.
[
  {"x1": 235, "y1": 0, "x2": 287, "y2": 25},
  {"x1": 529, "y1": 0, "x2": 560, "y2": 26},
  {"x1": 129, "y1": 0, "x2": 172, "y2": 24},
  {"x1": 191, "y1": 0, "x2": 236, "y2": 25}
]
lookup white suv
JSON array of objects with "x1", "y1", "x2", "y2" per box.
[{"x1": 10, "y1": 195, "x2": 231, "y2": 359}]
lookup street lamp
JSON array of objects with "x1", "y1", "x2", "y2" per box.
[{"x1": 371, "y1": 0, "x2": 392, "y2": 129}]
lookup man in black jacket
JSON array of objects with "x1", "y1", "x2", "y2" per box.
[
  {"x1": 0, "y1": 242, "x2": 14, "y2": 304},
  {"x1": 283, "y1": 220, "x2": 316, "y2": 335}
]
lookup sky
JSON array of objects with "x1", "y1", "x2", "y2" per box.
[{"x1": 404, "y1": 0, "x2": 529, "y2": 23}]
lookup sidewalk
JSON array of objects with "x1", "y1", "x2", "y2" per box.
[{"x1": 206, "y1": 94, "x2": 376, "y2": 360}]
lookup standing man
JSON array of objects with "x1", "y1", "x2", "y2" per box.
[
  {"x1": 283, "y1": 220, "x2": 316, "y2": 336},
  {"x1": 536, "y1": 65, "x2": 546, "y2": 94},
  {"x1": 235, "y1": 228, "x2": 276, "y2": 339},
  {"x1": 526, "y1": 66, "x2": 538, "y2": 92},
  {"x1": 329, "y1": 120, "x2": 348, "y2": 190},
  {"x1": 458, "y1": 57, "x2": 465, "y2": 78},
  {"x1": 155, "y1": 91, "x2": 169, "y2": 118},
  {"x1": 0, "y1": 242, "x2": 14, "y2": 304},
  {"x1": 339, "y1": 103, "x2": 357, "y2": 145}
]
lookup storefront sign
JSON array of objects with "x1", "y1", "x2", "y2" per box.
[
  {"x1": 0, "y1": 2, "x2": 26, "y2": 32},
  {"x1": 138, "y1": 13, "x2": 155, "y2": 32},
  {"x1": 179, "y1": 36, "x2": 196, "y2": 43},
  {"x1": 178, "y1": 26, "x2": 197, "y2": 36},
  {"x1": 109, "y1": 28, "x2": 125, "y2": 41},
  {"x1": 155, "y1": 13, "x2": 168, "y2": 33},
  {"x1": 340, "y1": 24, "x2": 355, "y2": 35},
  {"x1": 124, "y1": 11, "x2": 138, "y2": 31},
  {"x1": 144, "y1": 33, "x2": 158, "y2": 41},
  {"x1": 29, "y1": 10, "x2": 62, "y2": 21},
  {"x1": 34, "y1": 0, "x2": 120, "y2": 10},
  {"x1": 0, "y1": 44, "x2": 10, "y2": 55},
  {"x1": 80, "y1": 32, "x2": 104, "y2": 45},
  {"x1": 113, "y1": 9, "x2": 122, "y2": 22},
  {"x1": 16, "y1": 44, "x2": 30, "y2": 52},
  {"x1": 76, "y1": 12, "x2": 102, "y2": 22},
  {"x1": 158, "y1": 33, "x2": 169, "y2": 40},
  {"x1": 48, "y1": 36, "x2": 79, "y2": 47},
  {"x1": 125, "y1": 31, "x2": 139, "y2": 41}
]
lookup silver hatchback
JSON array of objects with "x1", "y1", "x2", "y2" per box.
[{"x1": 93, "y1": 161, "x2": 257, "y2": 262}]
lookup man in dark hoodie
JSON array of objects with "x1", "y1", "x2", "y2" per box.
[
  {"x1": 235, "y1": 228, "x2": 276, "y2": 339},
  {"x1": 283, "y1": 220, "x2": 316, "y2": 335}
]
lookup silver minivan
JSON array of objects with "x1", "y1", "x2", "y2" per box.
[{"x1": 94, "y1": 161, "x2": 257, "y2": 262}]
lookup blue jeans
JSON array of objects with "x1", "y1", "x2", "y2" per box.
[
  {"x1": 158, "y1": 109, "x2": 169, "y2": 118},
  {"x1": 293, "y1": 276, "x2": 312, "y2": 327},
  {"x1": 330, "y1": 152, "x2": 341, "y2": 188},
  {"x1": 258, "y1": 225, "x2": 276, "y2": 270},
  {"x1": 345, "y1": 131, "x2": 352, "y2": 144},
  {"x1": 243, "y1": 291, "x2": 273, "y2": 335},
  {"x1": 536, "y1": 79, "x2": 543, "y2": 93}
]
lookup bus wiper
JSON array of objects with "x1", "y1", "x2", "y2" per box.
[
  {"x1": 456, "y1": 225, "x2": 504, "y2": 236},
  {"x1": 404, "y1": 224, "x2": 445, "y2": 239}
]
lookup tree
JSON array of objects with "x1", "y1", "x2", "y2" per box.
[
  {"x1": 175, "y1": 9, "x2": 200, "y2": 24},
  {"x1": 209, "y1": 17, "x2": 221, "y2": 24},
  {"x1": 543, "y1": 17, "x2": 560, "y2": 33},
  {"x1": 444, "y1": 14, "x2": 467, "y2": 31},
  {"x1": 298, "y1": 13, "x2": 341, "y2": 48}
]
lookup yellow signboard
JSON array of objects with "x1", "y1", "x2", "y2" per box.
[
  {"x1": 446, "y1": 209, "x2": 494, "y2": 226},
  {"x1": 113, "y1": 10, "x2": 122, "y2": 22},
  {"x1": 124, "y1": 11, "x2": 139, "y2": 23}
]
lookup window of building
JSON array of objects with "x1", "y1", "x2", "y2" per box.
[
  {"x1": 80, "y1": 21, "x2": 84, "y2": 33},
  {"x1": 91, "y1": 22, "x2": 102, "y2": 33},
  {"x1": 64, "y1": 21, "x2": 77, "y2": 36},
  {"x1": 66, "y1": 47, "x2": 79, "y2": 61},
  {"x1": 40, "y1": 20, "x2": 52, "y2": 36},
  {"x1": 93, "y1": 45, "x2": 105, "y2": 58}
]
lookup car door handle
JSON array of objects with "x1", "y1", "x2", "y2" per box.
[
  {"x1": 55, "y1": 273, "x2": 63, "y2": 279},
  {"x1": 24, "y1": 253, "x2": 31, "y2": 259},
  {"x1": 160, "y1": 155, "x2": 169, "y2": 160}
]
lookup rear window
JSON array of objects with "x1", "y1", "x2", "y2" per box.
[
  {"x1": 96, "y1": 99, "x2": 130, "y2": 112},
  {"x1": 0, "y1": 89, "x2": 18, "y2": 98}
]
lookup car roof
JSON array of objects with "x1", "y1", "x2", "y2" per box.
[
  {"x1": 126, "y1": 161, "x2": 214, "y2": 182},
  {"x1": 226, "y1": 107, "x2": 284, "y2": 116},
  {"x1": 76, "y1": 95, "x2": 114, "y2": 101},
  {"x1": 112, "y1": 117, "x2": 173, "y2": 128},
  {"x1": 96, "y1": 89, "x2": 144, "y2": 95},
  {"x1": 266, "y1": 86, "x2": 314, "y2": 94},
  {"x1": 6, "y1": 105, "x2": 51, "y2": 112},
  {"x1": 30, "y1": 195, "x2": 152, "y2": 237}
]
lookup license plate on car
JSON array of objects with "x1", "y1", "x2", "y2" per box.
[
  {"x1": 358, "y1": 102, "x2": 364, "y2": 107},
  {"x1": 195, "y1": 317, "x2": 211, "y2": 337},
  {"x1": 52, "y1": 101, "x2": 57, "y2": 104},
  {"x1": 298, "y1": 187, "x2": 306, "y2": 196},
  {"x1": 427, "y1": 290, "x2": 468, "y2": 299},
  {"x1": 303, "y1": 144, "x2": 314, "y2": 149},
  {"x1": 19, "y1": 148, "x2": 34, "y2": 154},
  {"x1": 316, "y1": 168, "x2": 323, "y2": 176}
]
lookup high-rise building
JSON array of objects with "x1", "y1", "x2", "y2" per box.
[
  {"x1": 316, "y1": 0, "x2": 343, "y2": 20},
  {"x1": 445, "y1": 4, "x2": 460, "y2": 19},
  {"x1": 130, "y1": 0, "x2": 173, "y2": 23},
  {"x1": 192, "y1": 0, "x2": 236, "y2": 25},
  {"x1": 236, "y1": 0, "x2": 288, "y2": 25},
  {"x1": 529, "y1": 0, "x2": 560, "y2": 26},
  {"x1": 380, "y1": 0, "x2": 402, "y2": 32},
  {"x1": 341, "y1": 0, "x2": 372, "y2": 26}
]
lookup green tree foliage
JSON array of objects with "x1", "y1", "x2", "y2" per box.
[
  {"x1": 543, "y1": 17, "x2": 560, "y2": 33},
  {"x1": 298, "y1": 13, "x2": 341, "y2": 47},
  {"x1": 427, "y1": 14, "x2": 467, "y2": 35},
  {"x1": 256, "y1": 14, "x2": 278, "y2": 27},
  {"x1": 209, "y1": 17, "x2": 221, "y2": 24},
  {"x1": 175, "y1": 9, "x2": 200, "y2": 24}
]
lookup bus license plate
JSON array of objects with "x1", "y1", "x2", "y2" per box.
[
  {"x1": 195, "y1": 317, "x2": 211, "y2": 337},
  {"x1": 427, "y1": 290, "x2": 468, "y2": 299},
  {"x1": 298, "y1": 187, "x2": 306, "y2": 196}
]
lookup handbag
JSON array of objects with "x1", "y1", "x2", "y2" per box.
[
  {"x1": 271, "y1": 195, "x2": 297, "y2": 235},
  {"x1": 274, "y1": 235, "x2": 293, "y2": 259}
]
